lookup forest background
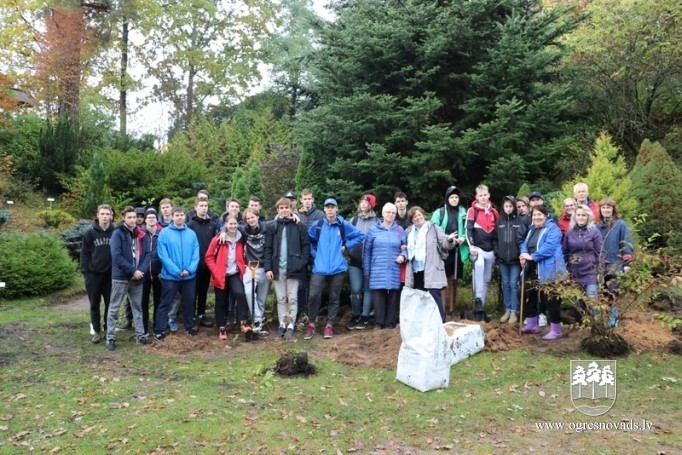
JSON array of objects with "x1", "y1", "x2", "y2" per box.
[{"x1": 0, "y1": 0, "x2": 681, "y2": 248}]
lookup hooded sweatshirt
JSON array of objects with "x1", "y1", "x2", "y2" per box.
[
  {"x1": 494, "y1": 196, "x2": 527, "y2": 264},
  {"x1": 80, "y1": 219, "x2": 114, "y2": 274},
  {"x1": 431, "y1": 186, "x2": 469, "y2": 262}
]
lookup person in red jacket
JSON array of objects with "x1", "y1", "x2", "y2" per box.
[{"x1": 205, "y1": 214, "x2": 250, "y2": 340}]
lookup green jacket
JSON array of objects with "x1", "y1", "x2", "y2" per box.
[{"x1": 431, "y1": 205, "x2": 469, "y2": 262}]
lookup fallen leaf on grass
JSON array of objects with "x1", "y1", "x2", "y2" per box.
[
  {"x1": 10, "y1": 430, "x2": 30, "y2": 441},
  {"x1": 434, "y1": 444, "x2": 453, "y2": 450},
  {"x1": 49, "y1": 447, "x2": 61, "y2": 453},
  {"x1": 661, "y1": 377, "x2": 678, "y2": 383},
  {"x1": 45, "y1": 428, "x2": 67, "y2": 438},
  {"x1": 338, "y1": 397, "x2": 348, "y2": 406},
  {"x1": 538, "y1": 391, "x2": 546, "y2": 398},
  {"x1": 13, "y1": 393, "x2": 27, "y2": 400},
  {"x1": 74, "y1": 425, "x2": 96, "y2": 437},
  {"x1": 108, "y1": 402, "x2": 129, "y2": 409},
  {"x1": 0, "y1": 425, "x2": 7, "y2": 431},
  {"x1": 1, "y1": 414, "x2": 14, "y2": 421}
]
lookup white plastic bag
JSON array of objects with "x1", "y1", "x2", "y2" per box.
[{"x1": 396, "y1": 288, "x2": 450, "y2": 392}]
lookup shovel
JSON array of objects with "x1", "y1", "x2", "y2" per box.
[
  {"x1": 519, "y1": 263, "x2": 526, "y2": 334},
  {"x1": 246, "y1": 261, "x2": 260, "y2": 341}
]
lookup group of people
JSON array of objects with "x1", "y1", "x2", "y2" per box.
[{"x1": 79, "y1": 182, "x2": 634, "y2": 349}]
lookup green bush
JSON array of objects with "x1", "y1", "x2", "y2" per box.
[
  {"x1": 0, "y1": 209, "x2": 11, "y2": 225},
  {"x1": 0, "y1": 232, "x2": 76, "y2": 299},
  {"x1": 60, "y1": 219, "x2": 91, "y2": 261},
  {"x1": 36, "y1": 209, "x2": 76, "y2": 229}
]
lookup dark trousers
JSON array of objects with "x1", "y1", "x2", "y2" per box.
[
  {"x1": 297, "y1": 267, "x2": 321, "y2": 316},
  {"x1": 195, "y1": 269, "x2": 211, "y2": 316},
  {"x1": 157, "y1": 278, "x2": 196, "y2": 335},
  {"x1": 308, "y1": 272, "x2": 345, "y2": 325},
  {"x1": 85, "y1": 272, "x2": 111, "y2": 333},
  {"x1": 522, "y1": 264, "x2": 560, "y2": 323},
  {"x1": 372, "y1": 289, "x2": 399, "y2": 328},
  {"x1": 413, "y1": 271, "x2": 446, "y2": 323},
  {"x1": 142, "y1": 275, "x2": 161, "y2": 333},
  {"x1": 215, "y1": 274, "x2": 249, "y2": 328}
]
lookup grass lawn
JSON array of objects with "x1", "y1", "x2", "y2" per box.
[{"x1": 0, "y1": 287, "x2": 681, "y2": 454}]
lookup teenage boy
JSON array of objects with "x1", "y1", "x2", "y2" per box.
[
  {"x1": 466, "y1": 185, "x2": 499, "y2": 320},
  {"x1": 106, "y1": 206, "x2": 151, "y2": 350},
  {"x1": 186, "y1": 189, "x2": 219, "y2": 222},
  {"x1": 141, "y1": 208, "x2": 163, "y2": 335},
  {"x1": 295, "y1": 189, "x2": 324, "y2": 317},
  {"x1": 304, "y1": 198, "x2": 364, "y2": 340},
  {"x1": 247, "y1": 196, "x2": 267, "y2": 221},
  {"x1": 187, "y1": 196, "x2": 219, "y2": 328},
  {"x1": 394, "y1": 191, "x2": 410, "y2": 229},
  {"x1": 265, "y1": 198, "x2": 310, "y2": 340},
  {"x1": 155, "y1": 207, "x2": 200, "y2": 339},
  {"x1": 158, "y1": 198, "x2": 173, "y2": 227},
  {"x1": 81, "y1": 204, "x2": 115, "y2": 344}
]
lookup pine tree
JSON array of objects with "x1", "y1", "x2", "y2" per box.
[
  {"x1": 629, "y1": 140, "x2": 682, "y2": 248},
  {"x1": 38, "y1": 116, "x2": 81, "y2": 193},
  {"x1": 551, "y1": 132, "x2": 636, "y2": 220}
]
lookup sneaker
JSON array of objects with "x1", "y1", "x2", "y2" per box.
[
  {"x1": 508, "y1": 311, "x2": 518, "y2": 324},
  {"x1": 538, "y1": 313, "x2": 548, "y2": 327},
  {"x1": 154, "y1": 333, "x2": 165, "y2": 342},
  {"x1": 474, "y1": 298, "x2": 484, "y2": 313},
  {"x1": 354, "y1": 317, "x2": 369, "y2": 330},
  {"x1": 304, "y1": 324, "x2": 316, "y2": 340},
  {"x1": 198, "y1": 315, "x2": 213, "y2": 328},
  {"x1": 218, "y1": 327, "x2": 228, "y2": 340},
  {"x1": 89, "y1": 323, "x2": 96, "y2": 335},
  {"x1": 276, "y1": 326, "x2": 286, "y2": 338},
  {"x1": 137, "y1": 336, "x2": 149, "y2": 345},
  {"x1": 168, "y1": 319, "x2": 179, "y2": 332},
  {"x1": 347, "y1": 316, "x2": 360, "y2": 330},
  {"x1": 500, "y1": 310, "x2": 511, "y2": 323},
  {"x1": 323, "y1": 325, "x2": 333, "y2": 339},
  {"x1": 105, "y1": 340, "x2": 115, "y2": 351},
  {"x1": 91, "y1": 333, "x2": 101, "y2": 344},
  {"x1": 284, "y1": 328, "x2": 294, "y2": 341},
  {"x1": 187, "y1": 329, "x2": 198, "y2": 337}
]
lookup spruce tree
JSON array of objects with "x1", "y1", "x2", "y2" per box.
[
  {"x1": 629, "y1": 140, "x2": 682, "y2": 248},
  {"x1": 80, "y1": 152, "x2": 107, "y2": 218},
  {"x1": 551, "y1": 133, "x2": 636, "y2": 220},
  {"x1": 230, "y1": 167, "x2": 249, "y2": 206}
]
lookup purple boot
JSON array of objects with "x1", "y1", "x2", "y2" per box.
[
  {"x1": 521, "y1": 316, "x2": 540, "y2": 334},
  {"x1": 542, "y1": 322, "x2": 563, "y2": 340}
]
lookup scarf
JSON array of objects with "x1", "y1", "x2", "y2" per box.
[{"x1": 408, "y1": 222, "x2": 430, "y2": 262}]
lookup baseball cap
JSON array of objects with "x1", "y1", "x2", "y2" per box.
[
  {"x1": 529, "y1": 191, "x2": 544, "y2": 200},
  {"x1": 284, "y1": 191, "x2": 297, "y2": 199},
  {"x1": 323, "y1": 198, "x2": 338, "y2": 207}
]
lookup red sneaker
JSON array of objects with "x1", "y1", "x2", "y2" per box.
[
  {"x1": 218, "y1": 327, "x2": 228, "y2": 340},
  {"x1": 323, "y1": 325, "x2": 333, "y2": 339},
  {"x1": 304, "y1": 324, "x2": 316, "y2": 340}
]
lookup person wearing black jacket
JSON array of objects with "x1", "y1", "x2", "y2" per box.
[
  {"x1": 141, "y1": 208, "x2": 163, "y2": 334},
  {"x1": 494, "y1": 196, "x2": 527, "y2": 324},
  {"x1": 80, "y1": 204, "x2": 115, "y2": 344},
  {"x1": 187, "y1": 196, "x2": 219, "y2": 329},
  {"x1": 264, "y1": 198, "x2": 310, "y2": 340},
  {"x1": 239, "y1": 208, "x2": 271, "y2": 335}
]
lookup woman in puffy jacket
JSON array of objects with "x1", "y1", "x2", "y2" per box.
[
  {"x1": 363, "y1": 203, "x2": 407, "y2": 329},
  {"x1": 205, "y1": 215, "x2": 249, "y2": 340},
  {"x1": 519, "y1": 205, "x2": 567, "y2": 340},
  {"x1": 563, "y1": 205, "x2": 604, "y2": 301},
  {"x1": 347, "y1": 194, "x2": 378, "y2": 330}
]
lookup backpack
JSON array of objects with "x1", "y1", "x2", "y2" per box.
[{"x1": 312, "y1": 218, "x2": 346, "y2": 245}]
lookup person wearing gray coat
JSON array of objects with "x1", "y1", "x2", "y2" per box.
[{"x1": 404, "y1": 206, "x2": 457, "y2": 322}]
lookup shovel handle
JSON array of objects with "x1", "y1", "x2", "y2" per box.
[{"x1": 248, "y1": 261, "x2": 260, "y2": 278}]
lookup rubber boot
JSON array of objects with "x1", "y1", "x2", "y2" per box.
[
  {"x1": 542, "y1": 322, "x2": 563, "y2": 340},
  {"x1": 521, "y1": 316, "x2": 540, "y2": 334}
]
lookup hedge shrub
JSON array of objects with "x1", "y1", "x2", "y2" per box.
[
  {"x1": 36, "y1": 209, "x2": 76, "y2": 229},
  {"x1": 0, "y1": 232, "x2": 76, "y2": 299}
]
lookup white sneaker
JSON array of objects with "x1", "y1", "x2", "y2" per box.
[
  {"x1": 538, "y1": 314, "x2": 548, "y2": 327},
  {"x1": 89, "y1": 323, "x2": 96, "y2": 335},
  {"x1": 508, "y1": 311, "x2": 518, "y2": 324},
  {"x1": 500, "y1": 310, "x2": 511, "y2": 323}
]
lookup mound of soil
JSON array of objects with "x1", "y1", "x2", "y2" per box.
[
  {"x1": 270, "y1": 352, "x2": 317, "y2": 377},
  {"x1": 614, "y1": 310, "x2": 676, "y2": 354},
  {"x1": 328, "y1": 328, "x2": 402, "y2": 369}
]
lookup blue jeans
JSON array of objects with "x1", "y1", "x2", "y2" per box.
[
  {"x1": 348, "y1": 265, "x2": 372, "y2": 317},
  {"x1": 157, "y1": 278, "x2": 196, "y2": 335},
  {"x1": 499, "y1": 263, "x2": 521, "y2": 312}
]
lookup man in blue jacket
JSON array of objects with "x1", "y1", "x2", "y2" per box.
[
  {"x1": 304, "y1": 198, "x2": 364, "y2": 340},
  {"x1": 106, "y1": 206, "x2": 151, "y2": 350},
  {"x1": 155, "y1": 206, "x2": 200, "y2": 340}
]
